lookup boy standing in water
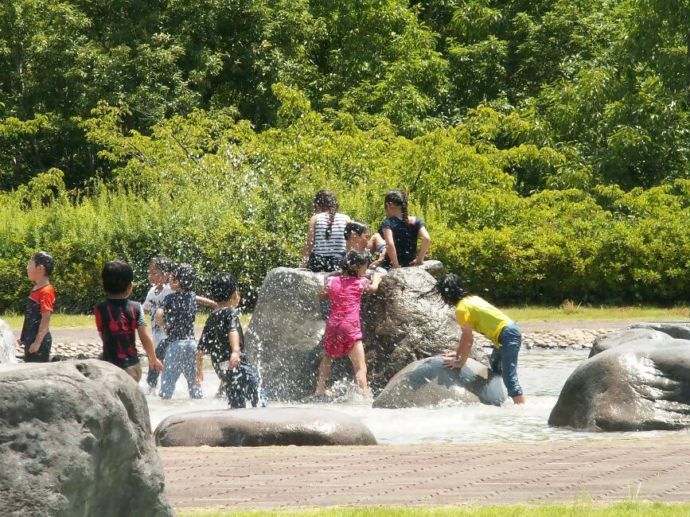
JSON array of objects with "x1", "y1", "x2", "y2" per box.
[
  {"x1": 196, "y1": 273, "x2": 260, "y2": 408},
  {"x1": 94, "y1": 260, "x2": 163, "y2": 381},
  {"x1": 143, "y1": 257, "x2": 173, "y2": 392},
  {"x1": 19, "y1": 251, "x2": 56, "y2": 362},
  {"x1": 437, "y1": 273, "x2": 526, "y2": 404}
]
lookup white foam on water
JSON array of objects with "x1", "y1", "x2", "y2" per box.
[{"x1": 0, "y1": 319, "x2": 17, "y2": 364}]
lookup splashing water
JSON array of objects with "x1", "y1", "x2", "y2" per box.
[
  {"x1": 0, "y1": 319, "x2": 17, "y2": 364},
  {"x1": 143, "y1": 348, "x2": 684, "y2": 444}
]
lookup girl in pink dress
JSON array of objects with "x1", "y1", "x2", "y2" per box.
[{"x1": 315, "y1": 250, "x2": 382, "y2": 398}]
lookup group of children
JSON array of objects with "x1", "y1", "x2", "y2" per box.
[{"x1": 15, "y1": 187, "x2": 525, "y2": 408}]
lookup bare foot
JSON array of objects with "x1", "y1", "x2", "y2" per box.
[{"x1": 512, "y1": 395, "x2": 526, "y2": 404}]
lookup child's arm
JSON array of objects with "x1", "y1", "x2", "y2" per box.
[
  {"x1": 28, "y1": 312, "x2": 51, "y2": 354},
  {"x1": 443, "y1": 324, "x2": 474, "y2": 368},
  {"x1": 195, "y1": 350, "x2": 204, "y2": 385},
  {"x1": 155, "y1": 307, "x2": 166, "y2": 332},
  {"x1": 381, "y1": 228, "x2": 399, "y2": 268},
  {"x1": 228, "y1": 330, "x2": 241, "y2": 368},
  {"x1": 366, "y1": 274, "x2": 382, "y2": 294},
  {"x1": 301, "y1": 215, "x2": 318, "y2": 267},
  {"x1": 412, "y1": 226, "x2": 431, "y2": 266},
  {"x1": 195, "y1": 296, "x2": 218, "y2": 310},
  {"x1": 137, "y1": 325, "x2": 163, "y2": 372}
]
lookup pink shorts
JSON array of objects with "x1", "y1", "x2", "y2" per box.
[{"x1": 323, "y1": 319, "x2": 362, "y2": 359}]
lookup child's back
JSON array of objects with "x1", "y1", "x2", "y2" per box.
[
  {"x1": 95, "y1": 298, "x2": 144, "y2": 368},
  {"x1": 162, "y1": 291, "x2": 196, "y2": 340}
]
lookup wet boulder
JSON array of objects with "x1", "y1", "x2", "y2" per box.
[
  {"x1": 549, "y1": 335, "x2": 690, "y2": 431},
  {"x1": 245, "y1": 267, "x2": 326, "y2": 400},
  {"x1": 628, "y1": 322, "x2": 690, "y2": 340},
  {"x1": 373, "y1": 356, "x2": 507, "y2": 408},
  {"x1": 589, "y1": 327, "x2": 669, "y2": 358},
  {"x1": 0, "y1": 360, "x2": 172, "y2": 516},
  {"x1": 154, "y1": 407, "x2": 377, "y2": 446}
]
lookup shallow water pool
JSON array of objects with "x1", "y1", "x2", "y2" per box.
[{"x1": 143, "y1": 348, "x2": 690, "y2": 444}]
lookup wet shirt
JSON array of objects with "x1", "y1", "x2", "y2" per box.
[
  {"x1": 20, "y1": 284, "x2": 56, "y2": 347},
  {"x1": 142, "y1": 284, "x2": 172, "y2": 338},
  {"x1": 378, "y1": 216, "x2": 425, "y2": 268},
  {"x1": 455, "y1": 295, "x2": 512, "y2": 348},
  {"x1": 327, "y1": 275, "x2": 370, "y2": 323},
  {"x1": 162, "y1": 291, "x2": 197, "y2": 340},
  {"x1": 94, "y1": 299, "x2": 145, "y2": 368},
  {"x1": 197, "y1": 307, "x2": 244, "y2": 364}
]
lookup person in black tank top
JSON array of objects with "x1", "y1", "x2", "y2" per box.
[{"x1": 377, "y1": 190, "x2": 431, "y2": 269}]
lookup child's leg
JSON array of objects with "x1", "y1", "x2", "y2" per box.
[
  {"x1": 315, "y1": 354, "x2": 333, "y2": 396},
  {"x1": 239, "y1": 362, "x2": 260, "y2": 408},
  {"x1": 226, "y1": 368, "x2": 246, "y2": 409},
  {"x1": 181, "y1": 340, "x2": 202, "y2": 399},
  {"x1": 499, "y1": 325, "x2": 525, "y2": 404},
  {"x1": 160, "y1": 340, "x2": 184, "y2": 399},
  {"x1": 347, "y1": 341, "x2": 369, "y2": 398}
]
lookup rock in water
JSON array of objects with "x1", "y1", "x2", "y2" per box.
[
  {"x1": 373, "y1": 356, "x2": 507, "y2": 408},
  {"x1": 0, "y1": 360, "x2": 173, "y2": 516},
  {"x1": 549, "y1": 330, "x2": 690, "y2": 431},
  {"x1": 154, "y1": 407, "x2": 377, "y2": 446},
  {"x1": 245, "y1": 267, "x2": 326, "y2": 400}
]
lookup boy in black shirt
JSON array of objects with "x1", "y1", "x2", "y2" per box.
[
  {"x1": 94, "y1": 260, "x2": 163, "y2": 382},
  {"x1": 196, "y1": 273, "x2": 260, "y2": 408},
  {"x1": 156, "y1": 263, "x2": 202, "y2": 399}
]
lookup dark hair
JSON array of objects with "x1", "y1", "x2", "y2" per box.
[
  {"x1": 384, "y1": 189, "x2": 410, "y2": 226},
  {"x1": 209, "y1": 272, "x2": 238, "y2": 302},
  {"x1": 102, "y1": 260, "x2": 134, "y2": 295},
  {"x1": 31, "y1": 251, "x2": 54, "y2": 276},
  {"x1": 171, "y1": 263, "x2": 195, "y2": 291},
  {"x1": 344, "y1": 221, "x2": 369, "y2": 240},
  {"x1": 341, "y1": 250, "x2": 370, "y2": 277},
  {"x1": 436, "y1": 273, "x2": 469, "y2": 306},
  {"x1": 313, "y1": 189, "x2": 338, "y2": 240},
  {"x1": 149, "y1": 256, "x2": 173, "y2": 273}
]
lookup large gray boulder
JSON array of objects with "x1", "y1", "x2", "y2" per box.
[
  {"x1": 629, "y1": 322, "x2": 690, "y2": 340},
  {"x1": 245, "y1": 267, "x2": 326, "y2": 400},
  {"x1": 246, "y1": 266, "x2": 485, "y2": 400},
  {"x1": 0, "y1": 360, "x2": 172, "y2": 516},
  {"x1": 549, "y1": 333, "x2": 690, "y2": 431},
  {"x1": 154, "y1": 407, "x2": 377, "y2": 446},
  {"x1": 373, "y1": 356, "x2": 507, "y2": 408}
]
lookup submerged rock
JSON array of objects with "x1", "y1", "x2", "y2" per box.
[
  {"x1": 246, "y1": 266, "x2": 486, "y2": 400},
  {"x1": 550, "y1": 329, "x2": 690, "y2": 431},
  {"x1": 373, "y1": 356, "x2": 507, "y2": 408},
  {"x1": 154, "y1": 407, "x2": 377, "y2": 446},
  {"x1": 0, "y1": 360, "x2": 172, "y2": 516}
]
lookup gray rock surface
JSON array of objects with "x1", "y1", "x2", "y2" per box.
[
  {"x1": 154, "y1": 407, "x2": 377, "y2": 446},
  {"x1": 629, "y1": 322, "x2": 690, "y2": 340},
  {"x1": 245, "y1": 267, "x2": 326, "y2": 400},
  {"x1": 589, "y1": 327, "x2": 669, "y2": 358},
  {"x1": 0, "y1": 360, "x2": 172, "y2": 517},
  {"x1": 549, "y1": 332, "x2": 690, "y2": 431},
  {"x1": 373, "y1": 356, "x2": 507, "y2": 408}
]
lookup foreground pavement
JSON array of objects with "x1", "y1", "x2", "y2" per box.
[{"x1": 161, "y1": 435, "x2": 690, "y2": 510}]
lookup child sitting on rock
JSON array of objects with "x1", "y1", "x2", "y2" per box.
[
  {"x1": 302, "y1": 190, "x2": 351, "y2": 272},
  {"x1": 94, "y1": 260, "x2": 163, "y2": 382},
  {"x1": 195, "y1": 273, "x2": 260, "y2": 408},
  {"x1": 377, "y1": 189, "x2": 431, "y2": 269},
  {"x1": 344, "y1": 221, "x2": 386, "y2": 270},
  {"x1": 315, "y1": 250, "x2": 381, "y2": 399}
]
